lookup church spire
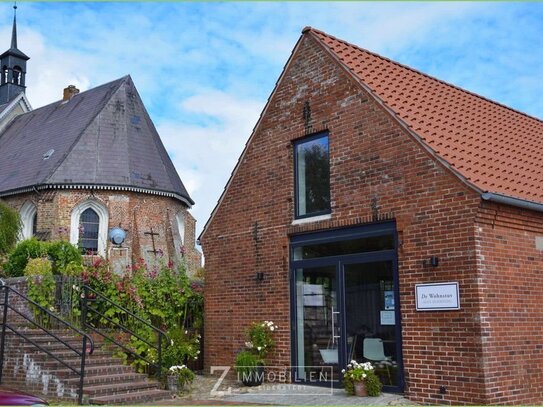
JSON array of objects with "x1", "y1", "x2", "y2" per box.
[
  {"x1": 0, "y1": 2, "x2": 29, "y2": 104},
  {"x1": 11, "y1": 3, "x2": 18, "y2": 50}
]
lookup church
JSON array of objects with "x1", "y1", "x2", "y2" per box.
[{"x1": 0, "y1": 10, "x2": 201, "y2": 274}]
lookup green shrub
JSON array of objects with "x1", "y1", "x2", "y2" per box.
[
  {"x1": 234, "y1": 350, "x2": 263, "y2": 376},
  {"x1": 365, "y1": 371, "x2": 383, "y2": 396},
  {"x1": 47, "y1": 240, "x2": 82, "y2": 274},
  {"x1": 24, "y1": 258, "x2": 56, "y2": 325},
  {"x1": 3, "y1": 239, "x2": 82, "y2": 277},
  {"x1": 0, "y1": 201, "x2": 21, "y2": 257},
  {"x1": 3, "y1": 238, "x2": 48, "y2": 277}
]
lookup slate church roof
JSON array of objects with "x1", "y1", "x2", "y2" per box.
[
  {"x1": 305, "y1": 27, "x2": 543, "y2": 205},
  {"x1": 0, "y1": 75, "x2": 194, "y2": 206}
]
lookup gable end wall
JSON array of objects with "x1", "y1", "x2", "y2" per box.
[{"x1": 202, "y1": 34, "x2": 490, "y2": 404}]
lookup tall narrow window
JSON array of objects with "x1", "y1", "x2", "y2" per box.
[
  {"x1": 70, "y1": 200, "x2": 108, "y2": 256},
  {"x1": 79, "y1": 208, "x2": 100, "y2": 254},
  {"x1": 19, "y1": 201, "x2": 37, "y2": 240},
  {"x1": 294, "y1": 133, "x2": 330, "y2": 218}
]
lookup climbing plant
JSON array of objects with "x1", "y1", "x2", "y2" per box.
[{"x1": 0, "y1": 201, "x2": 21, "y2": 257}]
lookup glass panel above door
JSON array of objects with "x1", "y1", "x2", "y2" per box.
[
  {"x1": 293, "y1": 234, "x2": 394, "y2": 260},
  {"x1": 295, "y1": 265, "x2": 339, "y2": 383}
]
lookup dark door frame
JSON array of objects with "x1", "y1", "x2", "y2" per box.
[{"x1": 289, "y1": 221, "x2": 404, "y2": 392}]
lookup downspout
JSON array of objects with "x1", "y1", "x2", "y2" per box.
[{"x1": 481, "y1": 192, "x2": 543, "y2": 213}]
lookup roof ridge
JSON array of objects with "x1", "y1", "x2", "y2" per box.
[
  {"x1": 23, "y1": 75, "x2": 130, "y2": 113},
  {"x1": 304, "y1": 26, "x2": 543, "y2": 127}
]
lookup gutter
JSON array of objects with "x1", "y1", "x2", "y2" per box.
[{"x1": 481, "y1": 192, "x2": 543, "y2": 213}]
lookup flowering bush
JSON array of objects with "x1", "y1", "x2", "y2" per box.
[
  {"x1": 168, "y1": 364, "x2": 195, "y2": 388},
  {"x1": 342, "y1": 360, "x2": 382, "y2": 397},
  {"x1": 76, "y1": 258, "x2": 203, "y2": 374},
  {"x1": 245, "y1": 320, "x2": 278, "y2": 358}
]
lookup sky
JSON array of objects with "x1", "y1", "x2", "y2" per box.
[{"x1": 2, "y1": 2, "x2": 543, "y2": 246}]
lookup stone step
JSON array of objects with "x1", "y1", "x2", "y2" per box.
[
  {"x1": 15, "y1": 340, "x2": 94, "y2": 352},
  {"x1": 28, "y1": 348, "x2": 112, "y2": 359},
  {"x1": 89, "y1": 388, "x2": 173, "y2": 405},
  {"x1": 49, "y1": 363, "x2": 135, "y2": 378},
  {"x1": 83, "y1": 380, "x2": 160, "y2": 396},
  {"x1": 38, "y1": 356, "x2": 123, "y2": 369},
  {"x1": 64, "y1": 372, "x2": 149, "y2": 386}
]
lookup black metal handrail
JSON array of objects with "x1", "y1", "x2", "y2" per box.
[
  {"x1": 80, "y1": 285, "x2": 169, "y2": 380},
  {"x1": 0, "y1": 284, "x2": 94, "y2": 405}
]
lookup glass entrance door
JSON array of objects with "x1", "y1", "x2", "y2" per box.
[
  {"x1": 343, "y1": 261, "x2": 401, "y2": 388},
  {"x1": 291, "y1": 222, "x2": 403, "y2": 391},
  {"x1": 295, "y1": 265, "x2": 340, "y2": 383}
]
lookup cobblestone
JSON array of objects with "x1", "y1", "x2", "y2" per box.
[{"x1": 163, "y1": 375, "x2": 417, "y2": 406}]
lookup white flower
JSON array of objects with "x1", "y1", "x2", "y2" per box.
[
  {"x1": 341, "y1": 369, "x2": 346, "y2": 374},
  {"x1": 185, "y1": 330, "x2": 188, "y2": 334},
  {"x1": 49, "y1": 306, "x2": 55, "y2": 312},
  {"x1": 270, "y1": 327, "x2": 275, "y2": 331},
  {"x1": 245, "y1": 341, "x2": 254, "y2": 349},
  {"x1": 257, "y1": 346, "x2": 262, "y2": 351},
  {"x1": 362, "y1": 373, "x2": 367, "y2": 379},
  {"x1": 170, "y1": 339, "x2": 174, "y2": 346},
  {"x1": 197, "y1": 350, "x2": 200, "y2": 354}
]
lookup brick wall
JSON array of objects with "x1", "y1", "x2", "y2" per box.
[
  {"x1": 201, "y1": 33, "x2": 494, "y2": 404},
  {"x1": 475, "y1": 202, "x2": 543, "y2": 404},
  {"x1": 1, "y1": 190, "x2": 201, "y2": 276}
]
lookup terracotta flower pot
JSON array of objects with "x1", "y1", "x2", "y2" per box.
[{"x1": 354, "y1": 380, "x2": 368, "y2": 397}]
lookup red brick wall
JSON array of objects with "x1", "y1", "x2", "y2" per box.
[
  {"x1": 1, "y1": 190, "x2": 201, "y2": 275},
  {"x1": 475, "y1": 202, "x2": 543, "y2": 404},
  {"x1": 201, "y1": 34, "x2": 493, "y2": 403}
]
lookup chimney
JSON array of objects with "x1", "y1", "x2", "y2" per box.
[{"x1": 63, "y1": 85, "x2": 80, "y2": 101}]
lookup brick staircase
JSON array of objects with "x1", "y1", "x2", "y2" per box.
[{"x1": 1, "y1": 328, "x2": 173, "y2": 404}]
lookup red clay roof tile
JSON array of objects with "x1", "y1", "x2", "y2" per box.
[{"x1": 307, "y1": 27, "x2": 543, "y2": 204}]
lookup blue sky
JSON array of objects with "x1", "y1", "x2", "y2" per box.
[{"x1": 2, "y1": 2, "x2": 543, "y2": 242}]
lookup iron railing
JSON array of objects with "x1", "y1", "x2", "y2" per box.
[
  {"x1": 0, "y1": 284, "x2": 94, "y2": 405},
  {"x1": 80, "y1": 285, "x2": 169, "y2": 380}
]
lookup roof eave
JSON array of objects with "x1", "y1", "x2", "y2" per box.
[
  {"x1": 481, "y1": 192, "x2": 543, "y2": 214},
  {"x1": 0, "y1": 183, "x2": 193, "y2": 208}
]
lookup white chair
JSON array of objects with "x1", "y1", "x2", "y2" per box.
[
  {"x1": 363, "y1": 338, "x2": 388, "y2": 361},
  {"x1": 363, "y1": 338, "x2": 392, "y2": 384}
]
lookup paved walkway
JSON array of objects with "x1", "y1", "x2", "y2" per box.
[{"x1": 156, "y1": 375, "x2": 417, "y2": 406}]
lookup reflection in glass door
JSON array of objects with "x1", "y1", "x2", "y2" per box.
[
  {"x1": 291, "y1": 222, "x2": 403, "y2": 391},
  {"x1": 344, "y1": 261, "x2": 400, "y2": 387},
  {"x1": 295, "y1": 265, "x2": 339, "y2": 383}
]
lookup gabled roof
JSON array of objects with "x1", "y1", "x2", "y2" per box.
[
  {"x1": 200, "y1": 27, "x2": 543, "y2": 241},
  {"x1": 305, "y1": 27, "x2": 543, "y2": 205},
  {"x1": 0, "y1": 75, "x2": 193, "y2": 206}
]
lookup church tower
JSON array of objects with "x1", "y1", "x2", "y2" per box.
[{"x1": 0, "y1": 4, "x2": 29, "y2": 104}]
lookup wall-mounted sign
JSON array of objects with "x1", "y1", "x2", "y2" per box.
[{"x1": 415, "y1": 282, "x2": 460, "y2": 311}]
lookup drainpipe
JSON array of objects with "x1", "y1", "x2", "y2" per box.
[{"x1": 481, "y1": 192, "x2": 543, "y2": 213}]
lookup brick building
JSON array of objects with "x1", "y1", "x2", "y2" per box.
[
  {"x1": 200, "y1": 27, "x2": 543, "y2": 404},
  {"x1": 0, "y1": 15, "x2": 201, "y2": 274}
]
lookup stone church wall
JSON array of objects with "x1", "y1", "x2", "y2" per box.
[{"x1": 1, "y1": 189, "x2": 201, "y2": 276}]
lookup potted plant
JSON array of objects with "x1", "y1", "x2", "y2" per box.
[
  {"x1": 235, "y1": 320, "x2": 278, "y2": 386},
  {"x1": 167, "y1": 365, "x2": 195, "y2": 392},
  {"x1": 235, "y1": 351, "x2": 264, "y2": 386},
  {"x1": 342, "y1": 360, "x2": 382, "y2": 397}
]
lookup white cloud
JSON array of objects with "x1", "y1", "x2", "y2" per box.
[
  {"x1": 158, "y1": 90, "x2": 265, "y2": 238},
  {"x1": 0, "y1": 26, "x2": 93, "y2": 107}
]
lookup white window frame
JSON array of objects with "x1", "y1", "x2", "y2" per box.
[
  {"x1": 19, "y1": 201, "x2": 37, "y2": 240},
  {"x1": 70, "y1": 199, "x2": 109, "y2": 256}
]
